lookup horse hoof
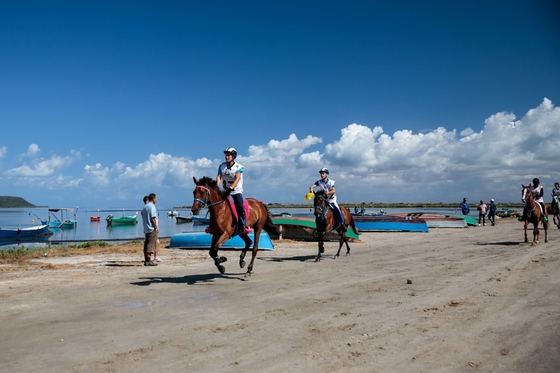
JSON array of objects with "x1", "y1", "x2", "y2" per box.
[
  {"x1": 240, "y1": 260, "x2": 246, "y2": 269},
  {"x1": 217, "y1": 265, "x2": 226, "y2": 274}
]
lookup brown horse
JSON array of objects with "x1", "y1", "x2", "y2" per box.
[
  {"x1": 191, "y1": 176, "x2": 279, "y2": 276},
  {"x1": 313, "y1": 190, "x2": 359, "y2": 261},
  {"x1": 521, "y1": 184, "x2": 548, "y2": 245}
]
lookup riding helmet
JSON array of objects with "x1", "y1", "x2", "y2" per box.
[
  {"x1": 224, "y1": 147, "x2": 237, "y2": 160},
  {"x1": 319, "y1": 167, "x2": 329, "y2": 174},
  {"x1": 533, "y1": 178, "x2": 540, "y2": 184}
]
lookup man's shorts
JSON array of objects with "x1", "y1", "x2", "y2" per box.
[{"x1": 144, "y1": 230, "x2": 158, "y2": 254}]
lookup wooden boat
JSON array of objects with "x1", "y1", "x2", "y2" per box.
[
  {"x1": 169, "y1": 231, "x2": 274, "y2": 250},
  {"x1": 0, "y1": 224, "x2": 52, "y2": 238},
  {"x1": 43, "y1": 208, "x2": 78, "y2": 229},
  {"x1": 352, "y1": 215, "x2": 429, "y2": 232},
  {"x1": 175, "y1": 216, "x2": 193, "y2": 224},
  {"x1": 391, "y1": 213, "x2": 467, "y2": 228},
  {"x1": 106, "y1": 214, "x2": 138, "y2": 226},
  {"x1": 270, "y1": 216, "x2": 359, "y2": 241}
]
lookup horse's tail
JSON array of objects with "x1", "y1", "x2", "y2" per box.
[
  {"x1": 261, "y1": 203, "x2": 281, "y2": 236},
  {"x1": 348, "y1": 215, "x2": 359, "y2": 236}
]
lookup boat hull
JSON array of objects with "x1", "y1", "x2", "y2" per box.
[
  {"x1": 106, "y1": 215, "x2": 138, "y2": 226},
  {"x1": 169, "y1": 231, "x2": 274, "y2": 250},
  {"x1": 391, "y1": 213, "x2": 467, "y2": 228},
  {"x1": 0, "y1": 224, "x2": 51, "y2": 238},
  {"x1": 175, "y1": 216, "x2": 193, "y2": 224},
  {"x1": 271, "y1": 216, "x2": 360, "y2": 241},
  {"x1": 353, "y1": 216, "x2": 429, "y2": 232}
]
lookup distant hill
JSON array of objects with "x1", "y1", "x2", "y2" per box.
[{"x1": 0, "y1": 196, "x2": 37, "y2": 208}]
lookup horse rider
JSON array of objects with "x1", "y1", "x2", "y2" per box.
[
  {"x1": 525, "y1": 178, "x2": 546, "y2": 220},
  {"x1": 310, "y1": 168, "x2": 346, "y2": 231},
  {"x1": 216, "y1": 147, "x2": 248, "y2": 232},
  {"x1": 551, "y1": 182, "x2": 560, "y2": 214}
]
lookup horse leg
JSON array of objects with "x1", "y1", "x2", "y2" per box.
[
  {"x1": 532, "y1": 223, "x2": 539, "y2": 245},
  {"x1": 315, "y1": 236, "x2": 324, "y2": 262},
  {"x1": 239, "y1": 233, "x2": 253, "y2": 271},
  {"x1": 245, "y1": 229, "x2": 261, "y2": 276},
  {"x1": 210, "y1": 234, "x2": 228, "y2": 274},
  {"x1": 544, "y1": 221, "x2": 548, "y2": 243},
  {"x1": 524, "y1": 221, "x2": 528, "y2": 243}
]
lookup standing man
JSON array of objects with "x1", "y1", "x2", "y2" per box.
[
  {"x1": 477, "y1": 200, "x2": 487, "y2": 226},
  {"x1": 141, "y1": 193, "x2": 159, "y2": 266},
  {"x1": 460, "y1": 198, "x2": 470, "y2": 215},
  {"x1": 488, "y1": 199, "x2": 497, "y2": 226}
]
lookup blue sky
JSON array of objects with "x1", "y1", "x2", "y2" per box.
[{"x1": 1, "y1": 1, "x2": 559, "y2": 209}]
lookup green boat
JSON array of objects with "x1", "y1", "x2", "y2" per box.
[
  {"x1": 106, "y1": 214, "x2": 138, "y2": 226},
  {"x1": 446, "y1": 214, "x2": 477, "y2": 226},
  {"x1": 271, "y1": 216, "x2": 359, "y2": 241}
]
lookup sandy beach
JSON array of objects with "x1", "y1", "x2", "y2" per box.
[{"x1": 1, "y1": 218, "x2": 559, "y2": 373}]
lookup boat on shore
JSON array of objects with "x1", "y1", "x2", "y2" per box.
[
  {"x1": 270, "y1": 216, "x2": 359, "y2": 241},
  {"x1": 352, "y1": 215, "x2": 429, "y2": 232},
  {"x1": 391, "y1": 213, "x2": 467, "y2": 228},
  {"x1": 169, "y1": 231, "x2": 274, "y2": 250},
  {"x1": 106, "y1": 214, "x2": 138, "y2": 226}
]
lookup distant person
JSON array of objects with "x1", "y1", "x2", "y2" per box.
[
  {"x1": 477, "y1": 200, "x2": 487, "y2": 226},
  {"x1": 460, "y1": 198, "x2": 470, "y2": 215},
  {"x1": 551, "y1": 182, "x2": 560, "y2": 215},
  {"x1": 216, "y1": 147, "x2": 249, "y2": 233},
  {"x1": 488, "y1": 199, "x2": 497, "y2": 226},
  {"x1": 309, "y1": 167, "x2": 345, "y2": 231},
  {"x1": 354, "y1": 206, "x2": 359, "y2": 214},
  {"x1": 143, "y1": 195, "x2": 160, "y2": 262},
  {"x1": 141, "y1": 193, "x2": 159, "y2": 266}
]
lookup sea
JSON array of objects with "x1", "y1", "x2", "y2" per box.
[{"x1": 0, "y1": 205, "x2": 463, "y2": 249}]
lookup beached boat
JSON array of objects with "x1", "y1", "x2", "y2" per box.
[
  {"x1": 175, "y1": 216, "x2": 193, "y2": 224},
  {"x1": 391, "y1": 213, "x2": 467, "y2": 228},
  {"x1": 106, "y1": 214, "x2": 138, "y2": 226},
  {"x1": 43, "y1": 208, "x2": 78, "y2": 229},
  {"x1": 169, "y1": 231, "x2": 274, "y2": 250},
  {"x1": 0, "y1": 224, "x2": 52, "y2": 238},
  {"x1": 352, "y1": 215, "x2": 429, "y2": 232},
  {"x1": 270, "y1": 216, "x2": 359, "y2": 241}
]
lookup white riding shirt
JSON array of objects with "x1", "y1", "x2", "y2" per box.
[{"x1": 217, "y1": 161, "x2": 244, "y2": 195}]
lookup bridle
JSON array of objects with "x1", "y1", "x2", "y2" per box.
[
  {"x1": 313, "y1": 193, "x2": 330, "y2": 220},
  {"x1": 193, "y1": 185, "x2": 223, "y2": 210}
]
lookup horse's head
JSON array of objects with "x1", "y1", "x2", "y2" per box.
[
  {"x1": 521, "y1": 183, "x2": 533, "y2": 203},
  {"x1": 313, "y1": 190, "x2": 329, "y2": 219},
  {"x1": 192, "y1": 176, "x2": 220, "y2": 215}
]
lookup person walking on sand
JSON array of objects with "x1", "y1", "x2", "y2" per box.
[
  {"x1": 141, "y1": 193, "x2": 159, "y2": 266},
  {"x1": 477, "y1": 200, "x2": 487, "y2": 226},
  {"x1": 460, "y1": 198, "x2": 470, "y2": 215},
  {"x1": 488, "y1": 199, "x2": 497, "y2": 226}
]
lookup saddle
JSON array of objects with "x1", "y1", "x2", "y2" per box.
[{"x1": 226, "y1": 197, "x2": 252, "y2": 234}]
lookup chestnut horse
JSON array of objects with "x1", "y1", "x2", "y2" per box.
[
  {"x1": 313, "y1": 190, "x2": 359, "y2": 261},
  {"x1": 191, "y1": 176, "x2": 279, "y2": 276},
  {"x1": 521, "y1": 184, "x2": 548, "y2": 245}
]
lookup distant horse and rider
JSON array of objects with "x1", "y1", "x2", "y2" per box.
[
  {"x1": 191, "y1": 176, "x2": 279, "y2": 276},
  {"x1": 521, "y1": 180, "x2": 548, "y2": 245},
  {"x1": 312, "y1": 190, "x2": 359, "y2": 261}
]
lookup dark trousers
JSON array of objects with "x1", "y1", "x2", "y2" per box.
[{"x1": 231, "y1": 193, "x2": 246, "y2": 226}]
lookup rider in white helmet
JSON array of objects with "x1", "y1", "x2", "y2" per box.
[
  {"x1": 216, "y1": 147, "x2": 249, "y2": 232},
  {"x1": 309, "y1": 168, "x2": 346, "y2": 231}
]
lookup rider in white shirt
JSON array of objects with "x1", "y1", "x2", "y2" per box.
[
  {"x1": 309, "y1": 168, "x2": 346, "y2": 231},
  {"x1": 216, "y1": 147, "x2": 248, "y2": 232}
]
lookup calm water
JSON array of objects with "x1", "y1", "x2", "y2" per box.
[{"x1": 0, "y1": 206, "x2": 463, "y2": 249}]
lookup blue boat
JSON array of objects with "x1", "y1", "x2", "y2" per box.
[
  {"x1": 353, "y1": 215, "x2": 429, "y2": 232},
  {"x1": 169, "y1": 231, "x2": 274, "y2": 250},
  {"x1": 43, "y1": 208, "x2": 78, "y2": 229},
  {"x1": 0, "y1": 224, "x2": 52, "y2": 238}
]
